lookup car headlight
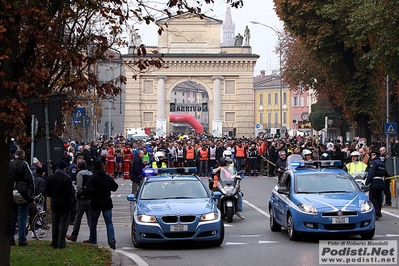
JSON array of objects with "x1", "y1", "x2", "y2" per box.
[
  {"x1": 298, "y1": 203, "x2": 318, "y2": 214},
  {"x1": 138, "y1": 214, "x2": 157, "y2": 223},
  {"x1": 361, "y1": 201, "x2": 373, "y2": 212},
  {"x1": 201, "y1": 212, "x2": 218, "y2": 221}
]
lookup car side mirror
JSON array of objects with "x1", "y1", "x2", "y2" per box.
[
  {"x1": 212, "y1": 191, "x2": 222, "y2": 199},
  {"x1": 277, "y1": 187, "x2": 289, "y2": 195},
  {"x1": 126, "y1": 194, "x2": 137, "y2": 201}
]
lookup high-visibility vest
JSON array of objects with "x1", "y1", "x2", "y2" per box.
[
  {"x1": 199, "y1": 148, "x2": 209, "y2": 160},
  {"x1": 152, "y1": 161, "x2": 167, "y2": 168},
  {"x1": 186, "y1": 147, "x2": 195, "y2": 159},
  {"x1": 106, "y1": 148, "x2": 115, "y2": 162},
  {"x1": 235, "y1": 146, "x2": 245, "y2": 157},
  {"x1": 347, "y1": 162, "x2": 367, "y2": 176}
]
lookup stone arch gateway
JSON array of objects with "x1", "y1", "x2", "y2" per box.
[{"x1": 123, "y1": 13, "x2": 259, "y2": 137}]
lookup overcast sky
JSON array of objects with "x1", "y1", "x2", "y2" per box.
[{"x1": 122, "y1": 1, "x2": 283, "y2": 76}]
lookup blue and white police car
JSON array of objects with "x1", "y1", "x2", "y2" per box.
[
  {"x1": 269, "y1": 161, "x2": 375, "y2": 241},
  {"x1": 127, "y1": 168, "x2": 224, "y2": 248}
]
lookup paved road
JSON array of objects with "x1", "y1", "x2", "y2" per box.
[{"x1": 44, "y1": 176, "x2": 399, "y2": 266}]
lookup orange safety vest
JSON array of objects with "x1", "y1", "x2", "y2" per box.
[
  {"x1": 236, "y1": 146, "x2": 245, "y2": 157},
  {"x1": 199, "y1": 148, "x2": 209, "y2": 160},
  {"x1": 186, "y1": 147, "x2": 195, "y2": 159}
]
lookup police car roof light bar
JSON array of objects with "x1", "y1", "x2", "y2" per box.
[{"x1": 157, "y1": 167, "x2": 198, "y2": 175}]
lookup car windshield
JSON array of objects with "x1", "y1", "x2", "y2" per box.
[
  {"x1": 140, "y1": 180, "x2": 208, "y2": 200},
  {"x1": 295, "y1": 172, "x2": 359, "y2": 193}
]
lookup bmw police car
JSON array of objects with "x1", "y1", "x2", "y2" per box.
[
  {"x1": 127, "y1": 168, "x2": 224, "y2": 248},
  {"x1": 269, "y1": 161, "x2": 375, "y2": 241}
]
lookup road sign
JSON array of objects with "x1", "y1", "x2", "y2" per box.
[
  {"x1": 255, "y1": 124, "x2": 260, "y2": 129},
  {"x1": 78, "y1": 115, "x2": 90, "y2": 128},
  {"x1": 73, "y1": 108, "x2": 85, "y2": 124},
  {"x1": 385, "y1": 122, "x2": 397, "y2": 136}
]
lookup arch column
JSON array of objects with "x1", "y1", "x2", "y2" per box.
[
  {"x1": 156, "y1": 76, "x2": 167, "y2": 137},
  {"x1": 212, "y1": 75, "x2": 224, "y2": 137}
]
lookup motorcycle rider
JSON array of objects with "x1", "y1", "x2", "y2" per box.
[
  {"x1": 151, "y1": 151, "x2": 167, "y2": 169},
  {"x1": 212, "y1": 157, "x2": 245, "y2": 220}
]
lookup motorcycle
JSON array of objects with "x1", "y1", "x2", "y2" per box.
[
  {"x1": 210, "y1": 166, "x2": 245, "y2": 223},
  {"x1": 353, "y1": 173, "x2": 369, "y2": 196}
]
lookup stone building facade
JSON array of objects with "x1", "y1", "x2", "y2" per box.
[{"x1": 123, "y1": 13, "x2": 259, "y2": 137}]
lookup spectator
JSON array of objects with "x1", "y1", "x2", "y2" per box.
[
  {"x1": 88, "y1": 161, "x2": 119, "y2": 250},
  {"x1": 45, "y1": 160, "x2": 74, "y2": 249}
]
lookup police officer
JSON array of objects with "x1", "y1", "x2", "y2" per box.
[{"x1": 365, "y1": 150, "x2": 385, "y2": 220}]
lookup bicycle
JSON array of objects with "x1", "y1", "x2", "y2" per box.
[{"x1": 26, "y1": 193, "x2": 50, "y2": 240}]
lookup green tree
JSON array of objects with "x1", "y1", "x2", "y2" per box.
[
  {"x1": 0, "y1": 1, "x2": 244, "y2": 264},
  {"x1": 274, "y1": 0, "x2": 399, "y2": 141}
]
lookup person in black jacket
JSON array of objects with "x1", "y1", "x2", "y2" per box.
[
  {"x1": 88, "y1": 161, "x2": 119, "y2": 250},
  {"x1": 9, "y1": 149, "x2": 34, "y2": 246},
  {"x1": 45, "y1": 160, "x2": 74, "y2": 249},
  {"x1": 130, "y1": 150, "x2": 145, "y2": 194},
  {"x1": 365, "y1": 150, "x2": 386, "y2": 220}
]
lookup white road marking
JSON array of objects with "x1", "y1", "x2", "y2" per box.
[
  {"x1": 258, "y1": 240, "x2": 279, "y2": 244},
  {"x1": 224, "y1": 242, "x2": 248, "y2": 245},
  {"x1": 382, "y1": 209, "x2": 399, "y2": 219},
  {"x1": 386, "y1": 234, "x2": 399, "y2": 237},
  {"x1": 243, "y1": 199, "x2": 270, "y2": 218},
  {"x1": 116, "y1": 249, "x2": 149, "y2": 266}
]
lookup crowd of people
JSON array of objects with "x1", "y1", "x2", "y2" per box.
[{"x1": 8, "y1": 132, "x2": 396, "y2": 247}]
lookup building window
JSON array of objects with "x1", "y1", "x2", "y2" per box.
[
  {"x1": 275, "y1": 93, "x2": 278, "y2": 105},
  {"x1": 260, "y1": 113, "x2": 264, "y2": 124},
  {"x1": 292, "y1": 97, "x2": 299, "y2": 107},
  {"x1": 225, "y1": 80, "x2": 236, "y2": 95},
  {"x1": 283, "y1": 111, "x2": 287, "y2": 124},
  {"x1": 143, "y1": 80, "x2": 153, "y2": 95},
  {"x1": 274, "y1": 112, "x2": 278, "y2": 124},
  {"x1": 174, "y1": 98, "x2": 177, "y2": 103},
  {"x1": 182, "y1": 99, "x2": 185, "y2": 103},
  {"x1": 182, "y1": 92, "x2": 185, "y2": 96},
  {"x1": 225, "y1": 112, "x2": 235, "y2": 122},
  {"x1": 283, "y1": 92, "x2": 287, "y2": 105},
  {"x1": 268, "y1": 94, "x2": 271, "y2": 105},
  {"x1": 300, "y1": 96, "x2": 304, "y2": 107},
  {"x1": 143, "y1": 112, "x2": 153, "y2": 122},
  {"x1": 260, "y1": 94, "x2": 263, "y2": 105},
  {"x1": 267, "y1": 112, "x2": 271, "y2": 124}
]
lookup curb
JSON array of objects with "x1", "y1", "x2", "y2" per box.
[{"x1": 107, "y1": 247, "x2": 121, "y2": 266}]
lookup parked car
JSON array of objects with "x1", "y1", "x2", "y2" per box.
[
  {"x1": 269, "y1": 161, "x2": 375, "y2": 241},
  {"x1": 127, "y1": 168, "x2": 224, "y2": 248}
]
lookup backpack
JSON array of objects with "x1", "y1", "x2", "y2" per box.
[{"x1": 80, "y1": 174, "x2": 94, "y2": 199}]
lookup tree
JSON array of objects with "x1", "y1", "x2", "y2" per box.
[
  {"x1": 274, "y1": 0, "x2": 399, "y2": 141},
  {"x1": 0, "y1": 0, "x2": 244, "y2": 264}
]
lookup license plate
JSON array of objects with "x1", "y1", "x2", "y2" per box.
[
  {"x1": 170, "y1": 225, "x2": 188, "y2": 231},
  {"x1": 332, "y1": 217, "x2": 349, "y2": 224}
]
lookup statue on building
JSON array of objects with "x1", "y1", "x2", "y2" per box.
[
  {"x1": 234, "y1": 33, "x2": 244, "y2": 47},
  {"x1": 130, "y1": 27, "x2": 142, "y2": 47},
  {"x1": 244, "y1": 26, "x2": 250, "y2": 46}
]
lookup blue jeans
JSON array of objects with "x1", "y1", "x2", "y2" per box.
[
  {"x1": 238, "y1": 192, "x2": 243, "y2": 212},
  {"x1": 10, "y1": 203, "x2": 30, "y2": 245},
  {"x1": 70, "y1": 199, "x2": 91, "y2": 240},
  {"x1": 235, "y1": 158, "x2": 244, "y2": 171},
  {"x1": 90, "y1": 209, "x2": 116, "y2": 246}
]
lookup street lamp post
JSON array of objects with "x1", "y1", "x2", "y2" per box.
[{"x1": 250, "y1": 21, "x2": 283, "y2": 130}]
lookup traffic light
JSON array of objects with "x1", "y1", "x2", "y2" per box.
[{"x1": 105, "y1": 121, "x2": 109, "y2": 134}]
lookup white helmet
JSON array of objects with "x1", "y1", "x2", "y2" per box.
[
  {"x1": 154, "y1": 151, "x2": 165, "y2": 162},
  {"x1": 223, "y1": 150, "x2": 232, "y2": 157},
  {"x1": 350, "y1": 151, "x2": 361, "y2": 157},
  {"x1": 302, "y1": 149, "x2": 312, "y2": 157}
]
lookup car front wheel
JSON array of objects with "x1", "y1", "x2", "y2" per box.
[
  {"x1": 287, "y1": 213, "x2": 300, "y2": 241},
  {"x1": 131, "y1": 221, "x2": 143, "y2": 248},
  {"x1": 269, "y1": 207, "x2": 281, "y2": 232},
  {"x1": 360, "y1": 228, "x2": 375, "y2": 240}
]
